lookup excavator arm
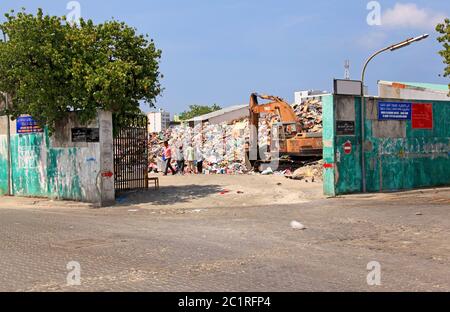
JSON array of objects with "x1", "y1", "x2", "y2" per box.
[
  {"x1": 249, "y1": 93, "x2": 300, "y2": 164},
  {"x1": 249, "y1": 93, "x2": 298, "y2": 123}
]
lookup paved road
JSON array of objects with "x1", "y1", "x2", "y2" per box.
[{"x1": 0, "y1": 188, "x2": 449, "y2": 291}]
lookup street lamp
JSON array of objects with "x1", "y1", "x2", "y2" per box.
[
  {"x1": 1, "y1": 28, "x2": 12, "y2": 196},
  {"x1": 360, "y1": 34, "x2": 429, "y2": 193}
]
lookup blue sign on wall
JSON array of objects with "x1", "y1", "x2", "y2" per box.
[
  {"x1": 378, "y1": 102, "x2": 412, "y2": 120},
  {"x1": 16, "y1": 115, "x2": 43, "y2": 134}
]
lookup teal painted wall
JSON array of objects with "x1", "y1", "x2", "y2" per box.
[
  {"x1": 0, "y1": 136, "x2": 8, "y2": 195},
  {"x1": 322, "y1": 95, "x2": 336, "y2": 196},
  {"x1": 364, "y1": 100, "x2": 449, "y2": 192},
  {"x1": 324, "y1": 95, "x2": 450, "y2": 195},
  {"x1": 11, "y1": 132, "x2": 47, "y2": 196},
  {"x1": 335, "y1": 97, "x2": 363, "y2": 195},
  {"x1": 1, "y1": 130, "x2": 98, "y2": 201}
]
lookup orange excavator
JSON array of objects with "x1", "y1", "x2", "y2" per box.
[{"x1": 247, "y1": 93, "x2": 322, "y2": 166}]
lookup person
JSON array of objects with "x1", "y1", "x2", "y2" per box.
[
  {"x1": 185, "y1": 144, "x2": 195, "y2": 174},
  {"x1": 195, "y1": 146, "x2": 203, "y2": 174},
  {"x1": 163, "y1": 141, "x2": 176, "y2": 176},
  {"x1": 176, "y1": 145, "x2": 185, "y2": 175}
]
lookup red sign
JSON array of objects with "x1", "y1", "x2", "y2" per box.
[
  {"x1": 343, "y1": 141, "x2": 352, "y2": 155},
  {"x1": 412, "y1": 103, "x2": 433, "y2": 129},
  {"x1": 101, "y1": 171, "x2": 114, "y2": 178}
]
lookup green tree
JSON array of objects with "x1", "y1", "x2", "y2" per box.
[
  {"x1": 179, "y1": 104, "x2": 221, "y2": 121},
  {"x1": 436, "y1": 18, "x2": 450, "y2": 93},
  {"x1": 0, "y1": 8, "x2": 162, "y2": 132}
]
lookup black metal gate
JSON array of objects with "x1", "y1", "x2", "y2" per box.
[{"x1": 113, "y1": 113, "x2": 149, "y2": 193}]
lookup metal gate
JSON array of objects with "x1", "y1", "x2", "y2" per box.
[{"x1": 113, "y1": 113, "x2": 149, "y2": 193}]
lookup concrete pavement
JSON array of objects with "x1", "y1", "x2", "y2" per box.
[{"x1": 0, "y1": 183, "x2": 449, "y2": 291}]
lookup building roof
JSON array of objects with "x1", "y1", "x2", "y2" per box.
[
  {"x1": 378, "y1": 81, "x2": 449, "y2": 92},
  {"x1": 186, "y1": 104, "x2": 248, "y2": 122}
]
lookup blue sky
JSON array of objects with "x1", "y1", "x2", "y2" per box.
[{"x1": 1, "y1": 0, "x2": 449, "y2": 114}]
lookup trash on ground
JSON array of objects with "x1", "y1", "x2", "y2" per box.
[
  {"x1": 261, "y1": 167, "x2": 274, "y2": 175},
  {"x1": 290, "y1": 220, "x2": 306, "y2": 230}
]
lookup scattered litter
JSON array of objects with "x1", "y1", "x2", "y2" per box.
[
  {"x1": 261, "y1": 167, "x2": 274, "y2": 175},
  {"x1": 415, "y1": 212, "x2": 423, "y2": 216},
  {"x1": 286, "y1": 160, "x2": 324, "y2": 181},
  {"x1": 237, "y1": 191, "x2": 244, "y2": 194},
  {"x1": 276, "y1": 183, "x2": 282, "y2": 186},
  {"x1": 191, "y1": 209, "x2": 207, "y2": 213},
  {"x1": 220, "y1": 189, "x2": 231, "y2": 195},
  {"x1": 290, "y1": 220, "x2": 306, "y2": 230},
  {"x1": 128, "y1": 209, "x2": 139, "y2": 212}
]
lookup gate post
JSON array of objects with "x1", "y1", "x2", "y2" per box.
[{"x1": 98, "y1": 110, "x2": 115, "y2": 206}]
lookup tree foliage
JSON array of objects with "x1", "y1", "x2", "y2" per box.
[
  {"x1": 0, "y1": 8, "x2": 162, "y2": 132},
  {"x1": 436, "y1": 18, "x2": 450, "y2": 93},
  {"x1": 178, "y1": 104, "x2": 222, "y2": 121}
]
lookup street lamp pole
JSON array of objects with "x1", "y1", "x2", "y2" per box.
[
  {"x1": 360, "y1": 34, "x2": 429, "y2": 193},
  {"x1": 1, "y1": 29, "x2": 12, "y2": 196}
]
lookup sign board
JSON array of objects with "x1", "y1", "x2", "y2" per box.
[
  {"x1": 336, "y1": 121, "x2": 355, "y2": 135},
  {"x1": 16, "y1": 115, "x2": 43, "y2": 134},
  {"x1": 378, "y1": 102, "x2": 411, "y2": 120},
  {"x1": 412, "y1": 103, "x2": 433, "y2": 129},
  {"x1": 343, "y1": 141, "x2": 352, "y2": 155},
  {"x1": 334, "y1": 79, "x2": 363, "y2": 96},
  {"x1": 71, "y1": 128, "x2": 100, "y2": 143}
]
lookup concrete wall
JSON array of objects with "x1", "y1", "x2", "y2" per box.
[
  {"x1": 0, "y1": 110, "x2": 115, "y2": 206},
  {"x1": 323, "y1": 95, "x2": 450, "y2": 196}
]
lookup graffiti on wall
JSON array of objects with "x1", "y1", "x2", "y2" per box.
[{"x1": 378, "y1": 137, "x2": 449, "y2": 158}]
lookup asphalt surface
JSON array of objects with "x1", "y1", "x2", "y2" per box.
[{"x1": 0, "y1": 187, "x2": 449, "y2": 291}]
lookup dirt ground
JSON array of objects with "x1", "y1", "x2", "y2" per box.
[{"x1": 117, "y1": 173, "x2": 324, "y2": 209}]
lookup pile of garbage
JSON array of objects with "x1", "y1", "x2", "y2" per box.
[
  {"x1": 285, "y1": 160, "x2": 324, "y2": 182},
  {"x1": 293, "y1": 98, "x2": 323, "y2": 133},
  {"x1": 149, "y1": 119, "x2": 252, "y2": 174},
  {"x1": 148, "y1": 98, "x2": 324, "y2": 175}
]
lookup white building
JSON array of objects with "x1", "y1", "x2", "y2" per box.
[
  {"x1": 148, "y1": 110, "x2": 171, "y2": 133},
  {"x1": 294, "y1": 90, "x2": 329, "y2": 105}
]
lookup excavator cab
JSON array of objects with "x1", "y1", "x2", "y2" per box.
[
  {"x1": 248, "y1": 92, "x2": 323, "y2": 166},
  {"x1": 271, "y1": 122, "x2": 298, "y2": 154}
]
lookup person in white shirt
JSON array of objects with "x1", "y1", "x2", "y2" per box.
[
  {"x1": 185, "y1": 144, "x2": 195, "y2": 174},
  {"x1": 195, "y1": 147, "x2": 203, "y2": 174}
]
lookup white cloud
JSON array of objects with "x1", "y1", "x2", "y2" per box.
[
  {"x1": 382, "y1": 3, "x2": 446, "y2": 30},
  {"x1": 358, "y1": 31, "x2": 388, "y2": 49}
]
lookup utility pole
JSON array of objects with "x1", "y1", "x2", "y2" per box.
[{"x1": 2, "y1": 29, "x2": 12, "y2": 195}]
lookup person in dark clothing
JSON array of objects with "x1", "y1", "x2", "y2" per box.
[
  {"x1": 163, "y1": 141, "x2": 176, "y2": 176},
  {"x1": 176, "y1": 146, "x2": 185, "y2": 175},
  {"x1": 195, "y1": 147, "x2": 203, "y2": 174}
]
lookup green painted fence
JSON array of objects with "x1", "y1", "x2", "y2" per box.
[{"x1": 323, "y1": 95, "x2": 450, "y2": 196}]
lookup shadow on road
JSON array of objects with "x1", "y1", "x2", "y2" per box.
[{"x1": 115, "y1": 184, "x2": 224, "y2": 206}]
